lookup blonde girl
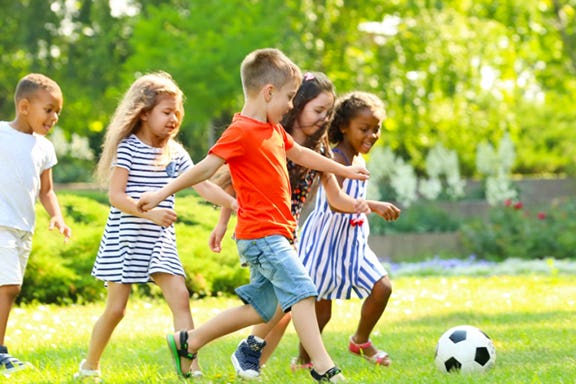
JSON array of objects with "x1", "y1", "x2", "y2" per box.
[{"x1": 74, "y1": 72, "x2": 236, "y2": 380}]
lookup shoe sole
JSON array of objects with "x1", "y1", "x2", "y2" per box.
[{"x1": 231, "y1": 352, "x2": 260, "y2": 380}]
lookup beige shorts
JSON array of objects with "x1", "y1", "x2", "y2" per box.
[{"x1": 0, "y1": 227, "x2": 33, "y2": 286}]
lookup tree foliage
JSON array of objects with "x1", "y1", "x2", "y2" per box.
[{"x1": 0, "y1": 0, "x2": 575, "y2": 177}]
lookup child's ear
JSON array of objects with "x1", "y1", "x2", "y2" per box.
[
  {"x1": 263, "y1": 84, "x2": 274, "y2": 102},
  {"x1": 17, "y1": 98, "x2": 30, "y2": 115}
]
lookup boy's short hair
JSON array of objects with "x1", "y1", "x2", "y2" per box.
[
  {"x1": 14, "y1": 73, "x2": 62, "y2": 104},
  {"x1": 240, "y1": 48, "x2": 302, "y2": 96}
]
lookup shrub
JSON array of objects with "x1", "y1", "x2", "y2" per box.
[
  {"x1": 20, "y1": 194, "x2": 107, "y2": 304},
  {"x1": 369, "y1": 201, "x2": 461, "y2": 235},
  {"x1": 460, "y1": 198, "x2": 576, "y2": 261},
  {"x1": 19, "y1": 192, "x2": 248, "y2": 304}
]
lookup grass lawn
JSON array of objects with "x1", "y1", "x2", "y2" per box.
[{"x1": 4, "y1": 275, "x2": 575, "y2": 383}]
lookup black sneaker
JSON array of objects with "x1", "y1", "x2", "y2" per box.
[{"x1": 231, "y1": 335, "x2": 266, "y2": 380}]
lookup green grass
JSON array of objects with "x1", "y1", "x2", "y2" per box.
[{"x1": 4, "y1": 275, "x2": 575, "y2": 383}]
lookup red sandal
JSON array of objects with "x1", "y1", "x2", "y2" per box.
[
  {"x1": 290, "y1": 356, "x2": 314, "y2": 372},
  {"x1": 348, "y1": 336, "x2": 391, "y2": 366}
]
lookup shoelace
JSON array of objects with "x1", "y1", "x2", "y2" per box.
[{"x1": 240, "y1": 343, "x2": 261, "y2": 370}]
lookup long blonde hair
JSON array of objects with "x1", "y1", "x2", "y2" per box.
[{"x1": 95, "y1": 72, "x2": 184, "y2": 185}]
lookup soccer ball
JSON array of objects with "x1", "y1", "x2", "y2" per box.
[{"x1": 434, "y1": 325, "x2": 496, "y2": 374}]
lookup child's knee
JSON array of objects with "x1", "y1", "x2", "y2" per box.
[
  {"x1": 0, "y1": 284, "x2": 22, "y2": 301},
  {"x1": 105, "y1": 305, "x2": 127, "y2": 322},
  {"x1": 374, "y1": 277, "x2": 392, "y2": 298}
]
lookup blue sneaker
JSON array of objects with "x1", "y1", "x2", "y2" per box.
[
  {"x1": 0, "y1": 346, "x2": 28, "y2": 376},
  {"x1": 231, "y1": 336, "x2": 266, "y2": 380}
]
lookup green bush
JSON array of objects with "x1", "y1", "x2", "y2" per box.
[
  {"x1": 20, "y1": 194, "x2": 108, "y2": 304},
  {"x1": 460, "y1": 198, "x2": 576, "y2": 261},
  {"x1": 19, "y1": 192, "x2": 248, "y2": 304},
  {"x1": 369, "y1": 201, "x2": 461, "y2": 235}
]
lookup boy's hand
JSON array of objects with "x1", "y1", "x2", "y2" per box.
[
  {"x1": 353, "y1": 199, "x2": 372, "y2": 214},
  {"x1": 372, "y1": 202, "x2": 401, "y2": 221},
  {"x1": 137, "y1": 191, "x2": 163, "y2": 212},
  {"x1": 146, "y1": 208, "x2": 178, "y2": 227},
  {"x1": 209, "y1": 223, "x2": 227, "y2": 253},
  {"x1": 345, "y1": 165, "x2": 370, "y2": 180},
  {"x1": 49, "y1": 217, "x2": 72, "y2": 243}
]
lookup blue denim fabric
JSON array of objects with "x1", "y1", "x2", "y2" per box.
[{"x1": 235, "y1": 235, "x2": 318, "y2": 321}]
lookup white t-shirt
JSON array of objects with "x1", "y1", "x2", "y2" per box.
[{"x1": 0, "y1": 121, "x2": 58, "y2": 233}]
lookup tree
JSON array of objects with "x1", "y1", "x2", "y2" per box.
[{"x1": 123, "y1": 0, "x2": 292, "y2": 156}]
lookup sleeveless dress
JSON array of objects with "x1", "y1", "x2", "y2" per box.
[
  {"x1": 91, "y1": 135, "x2": 192, "y2": 283},
  {"x1": 298, "y1": 150, "x2": 387, "y2": 300}
]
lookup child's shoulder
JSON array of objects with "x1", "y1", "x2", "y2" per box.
[
  {"x1": 0, "y1": 120, "x2": 13, "y2": 133},
  {"x1": 168, "y1": 140, "x2": 189, "y2": 158},
  {"x1": 119, "y1": 134, "x2": 147, "y2": 150}
]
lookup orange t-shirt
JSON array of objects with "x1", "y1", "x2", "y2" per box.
[{"x1": 209, "y1": 113, "x2": 296, "y2": 240}]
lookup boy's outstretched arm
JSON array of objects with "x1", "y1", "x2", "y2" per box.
[
  {"x1": 286, "y1": 143, "x2": 370, "y2": 181},
  {"x1": 193, "y1": 180, "x2": 238, "y2": 212},
  {"x1": 38, "y1": 168, "x2": 72, "y2": 242},
  {"x1": 138, "y1": 154, "x2": 225, "y2": 212}
]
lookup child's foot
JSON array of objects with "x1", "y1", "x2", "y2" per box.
[
  {"x1": 73, "y1": 359, "x2": 102, "y2": 382},
  {"x1": 290, "y1": 356, "x2": 314, "y2": 372},
  {"x1": 231, "y1": 335, "x2": 266, "y2": 380},
  {"x1": 166, "y1": 330, "x2": 198, "y2": 378},
  {"x1": 189, "y1": 357, "x2": 203, "y2": 378},
  {"x1": 348, "y1": 336, "x2": 391, "y2": 366},
  {"x1": 310, "y1": 366, "x2": 346, "y2": 382},
  {"x1": 0, "y1": 346, "x2": 28, "y2": 375}
]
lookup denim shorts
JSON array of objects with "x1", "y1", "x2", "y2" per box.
[{"x1": 235, "y1": 235, "x2": 318, "y2": 322}]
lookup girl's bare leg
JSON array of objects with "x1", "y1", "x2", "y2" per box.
[
  {"x1": 154, "y1": 273, "x2": 201, "y2": 373},
  {"x1": 351, "y1": 277, "x2": 392, "y2": 361},
  {"x1": 260, "y1": 310, "x2": 292, "y2": 365},
  {"x1": 82, "y1": 282, "x2": 131, "y2": 370}
]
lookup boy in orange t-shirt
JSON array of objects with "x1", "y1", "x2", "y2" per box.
[{"x1": 137, "y1": 48, "x2": 369, "y2": 382}]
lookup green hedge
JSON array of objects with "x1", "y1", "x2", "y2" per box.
[
  {"x1": 21, "y1": 192, "x2": 576, "y2": 304},
  {"x1": 368, "y1": 201, "x2": 461, "y2": 235},
  {"x1": 19, "y1": 192, "x2": 248, "y2": 305},
  {"x1": 460, "y1": 199, "x2": 576, "y2": 261}
]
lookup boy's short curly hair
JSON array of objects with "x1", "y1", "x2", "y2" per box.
[
  {"x1": 14, "y1": 73, "x2": 62, "y2": 104},
  {"x1": 240, "y1": 48, "x2": 302, "y2": 97},
  {"x1": 329, "y1": 91, "x2": 386, "y2": 144}
]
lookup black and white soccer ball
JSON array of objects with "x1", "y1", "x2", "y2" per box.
[{"x1": 435, "y1": 325, "x2": 496, "y2": 374}]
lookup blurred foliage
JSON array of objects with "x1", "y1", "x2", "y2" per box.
[
  {"x1": 369, "y1": 201, "x2": 461, "y2": 235},
  {"x1": 19, "y1": 192, "x2": 247, "y2": 304},
  {"x1": 460, "y1": 198, "x2": 576, "y2": 261},
  {"x1": 0, "y1": 0, "x2": 575, "y2": 176}
]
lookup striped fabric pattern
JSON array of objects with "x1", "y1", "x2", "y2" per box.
[
  {"x1": 298, "y1": 162, "x2": 387, "y2": 300},
  {"x1": 91, "y1": 135, "x2": 192, "y2": 283}
]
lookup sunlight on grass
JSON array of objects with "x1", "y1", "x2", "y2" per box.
[{"x1": 4, "y1": 276, "x2": 575, "y2": 383}]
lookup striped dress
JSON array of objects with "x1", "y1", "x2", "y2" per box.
[
  {"x1": 91, "y1": 135, "x2": 192, "y2": 283},
  {"x1": 298, "y1": 155, "x2": 387, "y2": 300}
]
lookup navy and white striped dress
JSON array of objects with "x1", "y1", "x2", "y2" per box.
[
  {"x1": 298, "y1": 156, "x2": 387, "y2": 300},
  {"x1": 91, "y1": 135, "x2": 192, "y2": 284}
]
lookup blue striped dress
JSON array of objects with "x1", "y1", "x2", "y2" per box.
[
  {"x1": 298, "y1": 156, "x2": 387, "y2": 300},
  {"x1": 91, "y1": 135, "x2": 192, "y2": 283}
]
